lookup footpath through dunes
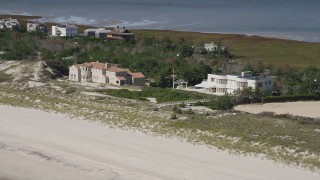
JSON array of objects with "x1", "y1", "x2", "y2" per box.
[
  {"x1": 234, "y1": 101, "x2": 320, "y2": 118},
  {"x1": 0, "y1": 105, "x2": 319, "y2": 180}
]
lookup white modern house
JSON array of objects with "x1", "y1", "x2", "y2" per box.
[
  {"x1": 195, "y1": 71, "x2": 274, "y2": 95},
  {"x1": 0, "y1": 18, "x2": 20, "y2": 30},
  {"x1": 52, "y1": 24, "x2": 78, "y2": 37},
  {"x1": 84, "y1": 28, "x2": 111, "y2": 38},
  {"x1": 69, "y1": 61, "x2": 145, "y2": 86}
]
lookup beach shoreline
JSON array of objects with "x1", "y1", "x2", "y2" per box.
[
  {"x1": 0, "y1": 13, "x2": 318, "y2": 43},
  {"x1": 0, "y1": 104, "x2": 319, "y2": 180}
]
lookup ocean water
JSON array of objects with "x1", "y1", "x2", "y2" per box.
[{"x1": 1, "y1": 0, "x2": 320, "y2": 42}]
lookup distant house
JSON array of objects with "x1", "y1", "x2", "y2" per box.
[
  {"x1": 69, "y1": 61, "x2": 145, "y2": 86},
  {"x1": 195, "y1": 71, "x2": 274, "y2": 95},
  {"x1": 84, "y1": 28, "x2": 111, "y2": 38},
  {"x1": 106, "y1": 26, "x2": 134, "y2": 41},
  {"x1": 52, "y1": 24, "x2": 78, "y2": 37},
  {"x1": 204, "y1": 42, "x2": 225, "y2": 52},
  {"x1": 27, "y1": 21, "x2": 47, "y2": 32},
  {"x1": 0, "y1": 18, "x2": 20, "y2": 30}
]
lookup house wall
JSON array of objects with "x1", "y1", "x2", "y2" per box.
[
  {"x1": 65, "y1": 27, "x2": 78, "y2": 36},
  {"x1": 52, "y1": 26, "x2": 78, "y2": 37},
  {"x1": 69, "y1": 66, "x2": 80, "y2": 82},
  {"x1": 132, "y1": 78, "x2": 145, "y2": 86},
  {"x1": 106, "y1": 71, "x2": 117, "y2": 85},
  {"x1": 52, "y1": 26, "x2": 66, "y2": 36},
  {"x1": 91, "y1": 68, "x2": 107, "y2": 84},
  {"x1": 84, "y1": 30, "x2": 95, "y2": 37},
  {"x1": 97, "y1": 32, "x2": 108, "y2": 38},
  {"x1": 80, "y1": 66, "x2": 92, "y2": 82},
  {"x1": 198, "y1": 73, "x2": 273, "y2": 96}
]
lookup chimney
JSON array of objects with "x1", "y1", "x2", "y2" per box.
[
  {"x1": 241, "y1": 71, "x2": 252, "y2": 77},
  {"x1": 105, "y1": 62, "x2": 112, "y2": 69}
]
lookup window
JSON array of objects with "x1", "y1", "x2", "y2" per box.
[
  {"x1": 217, "y1": 79, "x2": 227, "y2": 84},
  {"x1": 116, "y1": 80, "x2": 119, "y2": 84},
  {"x1": 268, "y1": 81, "x2": 272, "y2": 84},
  {"x1": 211, "y1": 78, "x2": 215, "y2": 82},
  {"x1": 257, "y1": 82, "x2": 263, "y2": 87},
  {"x1": 265, "y1": 81, "x2": 268, "y2": 85}
]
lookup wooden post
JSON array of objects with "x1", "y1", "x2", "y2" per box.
[{"x1": 172, "y1": 68, "x2": 175, "y2": 90}]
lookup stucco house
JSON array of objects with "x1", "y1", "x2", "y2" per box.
[
  {"x1": 195, "y1": 71, "x2": 274, "y2": 95},
  {"x1": 52, "y1": 24, "x2": 79, "y2": 37},
  {"x1": 69, "y1": 62, "x2": 145, "y2": 86}
]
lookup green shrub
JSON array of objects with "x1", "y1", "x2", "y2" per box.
[
  {"x1": 65, "y1": 87, "x2": 77, "y2": 94},
  {"x1": 170, "y1": 113, "x2": 178, "y2": 120},
  {"x1": 185, "y1": 108, "x2": 194, "y2": 114},
  {"x1": 179, "y1": 103, "x2": 186, "y2": 108},
  {"x1": 173, "y1": 106, "x2": 182, "y2": 114},
  {"x1": 208, "y1": 95, "x2": 234, "y2": 110},
  {"x1": 98, "y1": 87, "x2": 211, "y2": 103}
]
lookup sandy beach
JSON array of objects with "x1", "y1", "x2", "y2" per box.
[
  {"x1": 0, "y1": 105, "x2": 319, "y2": 180},
  {"x1": 234, "y1": 101, "x2": 320, "y2": 118}
]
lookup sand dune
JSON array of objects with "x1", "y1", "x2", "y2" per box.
[
  {"x1": 0, "y1": 105, "x2": 319, "y2": 180},
  {"x1": 235, "y1": 101, "x2": 320, "y2": 118}
]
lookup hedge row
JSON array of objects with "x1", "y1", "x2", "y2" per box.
[{"x1": 262, "y1": 94, "x2": 320, "y2": 103}]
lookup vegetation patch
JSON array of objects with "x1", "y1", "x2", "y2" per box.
[
  {"x1": 262, "y1": 94, "x2": 320, "y2": 103},
  {"x1": 96, "y1": 87, "x2": 213, "y2": 103}
]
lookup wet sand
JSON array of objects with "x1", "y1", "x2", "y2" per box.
[{"x1": 235, "y1": 101, "x2": 320, "y2": 118}]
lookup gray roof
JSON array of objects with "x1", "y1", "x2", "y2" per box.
[{"x1": 57, "y1": 24, "x2": 78, "y2": 29}]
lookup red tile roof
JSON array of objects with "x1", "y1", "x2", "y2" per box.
[
  {"x1": 131, "y1": 72, "x2": 145, "y2": 78},
  {"x1": 74, "y1": 64, "x2": 81, "y2": 70},
  {"x1": 90, "y1": 62, "x2": 106, "y2": 70},
  {"x1": 107, "y1": 66, "x2": 130, "y2": 73},
  {"x1": 81, "y1": 62, "x2": 93, "y2": 67}
]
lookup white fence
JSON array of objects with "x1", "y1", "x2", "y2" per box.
[{"x1": 157, "y1": 99, "x2": 211, "y2": 107}]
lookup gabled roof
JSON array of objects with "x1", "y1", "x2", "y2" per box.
[
  {"x1": 74, "y1": 64, "x2": 81, "y2": 70},
  {"x1": 55, "y1": 24, "x2": 78, "y2": 29},
  {"x1": 90, "y1": 62, "x2": 106, "y2": 70},
  {"x1": 81, "y1": 62, "x2": 93, "y2": 67},
  {"x1": 106, "y1": 66, "x2": 130, "y2": 73},
  {"x1": 131, "y1": 72, "x2": 145, "y2": 78}
]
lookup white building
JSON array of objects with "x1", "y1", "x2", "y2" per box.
[
  {"x1": 52, "y1": 24, "x2": 78, "y2": 37},
  {"x1": 204, "y1": 42, "x2": 225, "y2": 52},
  {"x1": 27, "y1": 21, "x2": 47, "y2": 32},
  {"x1": 69, "y1": 62, "x2": 145, "y2": 86},
  {"x1": 0, "y1": 18, "x2": 20, "y2": 30},
  {"x1": 195, "y1": 71, "x2": 274, "y2": 95},
  {"x1": 84, "y1": 28, "x2": 111, "y2": 38}
]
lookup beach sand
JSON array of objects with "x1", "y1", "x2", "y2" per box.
[
  {"x1": 0, "y1": 105, "x2": 319, "y2": 180},
  {"x1": 234, "y1": 101, "x2": 320, "y2": 118}
]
